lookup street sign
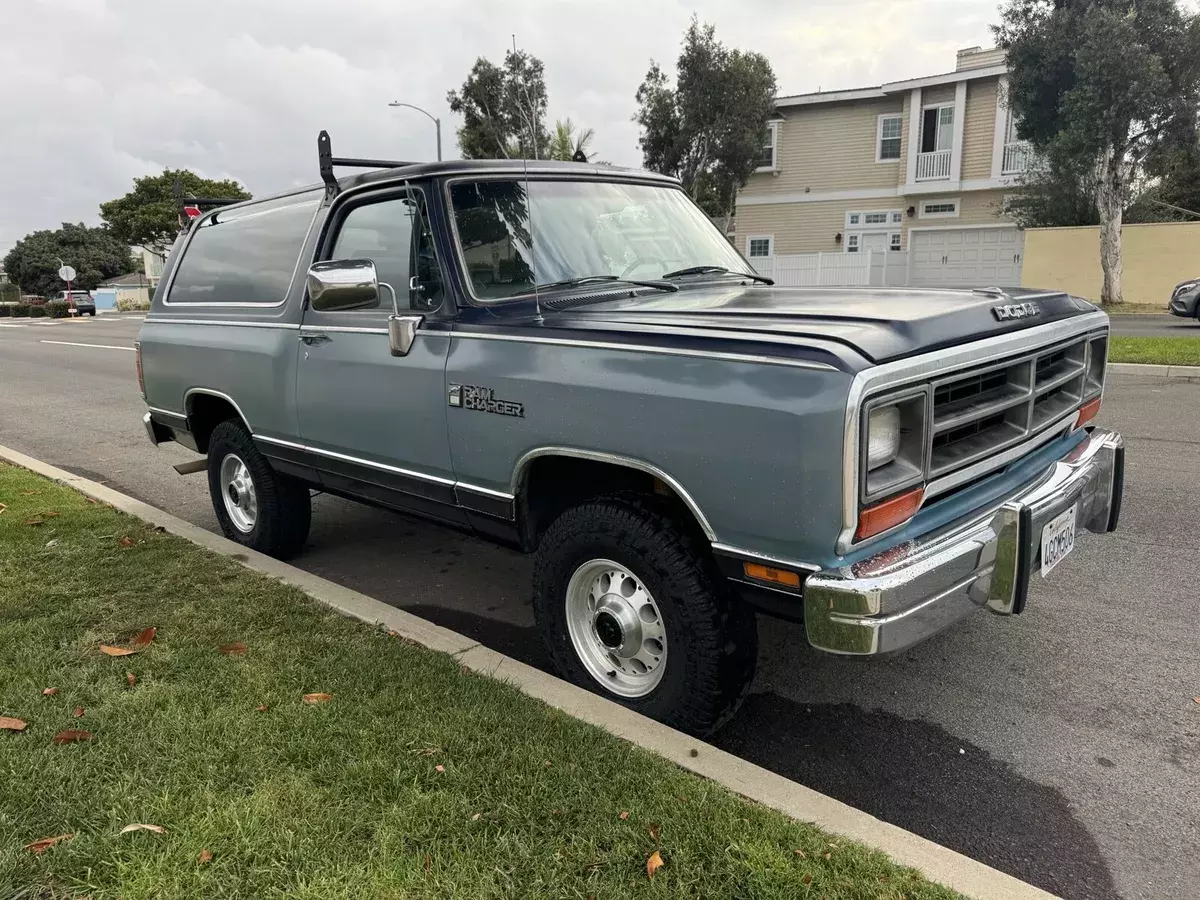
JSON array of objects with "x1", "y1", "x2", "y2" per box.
[{"x1": 58, "y1": 265, "x2": 76, "y2": 282}]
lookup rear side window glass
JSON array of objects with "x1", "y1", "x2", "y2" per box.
[{"x1": 167, "y1": 193, "x2": 319, "y2": 304}]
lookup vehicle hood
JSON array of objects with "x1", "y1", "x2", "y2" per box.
[{"x1": 538, "y1": 284, "x2": 1100, "y2": 363}]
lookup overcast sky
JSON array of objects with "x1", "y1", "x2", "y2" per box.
[{"x1": 1, "y1": 0, "x2": 1006, "y2": 256}]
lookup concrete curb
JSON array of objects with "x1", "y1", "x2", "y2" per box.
[
  {"x1": 1109, "y1": 362, "x2": 1200, "y2": 379},
  {"x1": 0, "y1": 443, "x2": 1056, "y2": 900}
]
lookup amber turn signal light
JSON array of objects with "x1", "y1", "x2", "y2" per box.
[
  {"x1": 743, "y1": 562, "x2": 802, "y2": 589},
  {"x1": 1076, "y1": 396, "x2": 1102, "y2": 428},
  {"x1": 856, "y1": 487, "x2": 924, "y2": 541}
]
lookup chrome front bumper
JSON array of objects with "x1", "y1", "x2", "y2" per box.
[{"x1": 804, "y1": 428, "x2": 1125, "y2": 656}]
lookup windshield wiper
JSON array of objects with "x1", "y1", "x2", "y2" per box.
[
  {"x1": 661, "y1": 265, "x2": 774, "y2": 285},
  {"x1": 533, "y1": 275, "x2": 678, "y2": 293}
]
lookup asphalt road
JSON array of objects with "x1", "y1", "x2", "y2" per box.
[
  {"x1": 1, "y1": 315, "x2": 1196, "y2": 900},
  {"x1": 1109, "y1": 314, "x2": 1200, "y2": 337}
]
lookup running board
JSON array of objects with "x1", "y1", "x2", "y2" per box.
[{"x1": 173, "y1": 459, "x2": 208, "y2": 476}]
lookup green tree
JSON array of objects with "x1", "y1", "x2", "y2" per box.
[
  {"x1": 3, "y1": 223, "x2": 136, "y2": 298},
  {"x1": 633, "y1": 17, "x2": 776, "y2": 220},
  {"x1": 100, "y1": 169, "x2": 250, "y2": 254},
  {"x1": 549, "y1": 119, "x2": 596, "y2": 162},
  {"x1": 447, "y1": 48, "x2": 550, "y2": 159},
  {"x1": 994, "y1": 0, "x2": 1200, "y2": 304},
  {"x1": 1004, "y1": 144, "x2": 1102, "y2": 228}
]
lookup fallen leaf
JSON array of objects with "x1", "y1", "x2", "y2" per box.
[
  {"x1": 44, "y1": 511, "x2": 60, "y2": 519},
  {"x1": 25, "y1": 833, "x2": 72, "y2": 854},
  {"x1": 801, "y1": 873, "x2": 812, "y2": 886},
  {"x1": 42, "y1": 687, "x2": 58, "y2": 696},
  {"x1": 619, "y1": 811, "x2": 629, "y2": 820},
  {"x1": 198, "y1": 848, "x2": 213, "y2": 865},
  {"x1": 424, "y1": 853, "x2": 431, "y2": 874},
  {"x1": 1193, "y1": 696, "x2": 1200, "y2": 704},
  {"x1": 646, "y1": 850, "x2": 664, "y2": 880},
  {"x1": 793, "y1": 849, "x2": 806, "y2": 858},
  {"x1": 21, "y1": 490, "x2": 41, "y2": 496},
  {"x1": 25, "y1": 518, "x2": 44, "y2": 526},
  {"x1": 129, "y1": 627, "x2": 156, "y2": 649},
  {"x1": 648, "y1": 822, "x2": 661, "y2": 843},
  {"x1": 302, "y1": 692, "x2": 331, "y2": 705},
  {"x1": 126, "y1": 672, "x2": 136, "y2": 687},
  {"x1": 219, "y1": 641, "x2": 247, "y2": 656},
  {"x1": 100, "y1": 645, "x2": 137, "y2": 657},
  {"x1": 52, "y1": 729, "x2": 92, "y2": 744},
  {"x1": 471, "y1": 813, "x2": 481, "y2": 821},
  {"x1": 73, "y1": 708, "x2": 84, "y2": 718},
  {"x1": 120, "y1": 823, "x2": 166, "y2": 835},
  {"x1": 255, "y1": 704, "x2": 268, "y2": 712},
  {"x1": 0, "y1": 716, "x2": 28, "y2": 732},
  {"x1": 84, "y1": 497, "x2": 97, "y2": 504},
  {"x1": 822, "y1": 852, "x2": 831, "y2": 860},
  {"x1": 45, "y1": 538, "x2": 59, "y2": 548},
  {"x1": 0, "y1": 502, "x2": 6, "y2": 513},
  {"x1": 435, "y1": 764, "x2": 445, "y2": 773},
  {"x1": 119, "y1": 536, "x2": 135, "y2": 548},
  {"x1": 387, "y1": 630, "x2": 397, "y2": 637}
]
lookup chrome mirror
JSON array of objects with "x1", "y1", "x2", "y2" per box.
[{"x1": 307, "y1": 258, "x2": 381, "y2": 312}]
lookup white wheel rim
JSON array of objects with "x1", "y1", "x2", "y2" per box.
[
  {"x1": 565, "y1": 558, "x2": 667, "y2": 698},
  {"x1": 219, "y1": 453, "x2": 257, "y2": 534}
]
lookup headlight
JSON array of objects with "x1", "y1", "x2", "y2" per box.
[{"x1": 866, "y1": 405, "x2": 901, "y2": 471}]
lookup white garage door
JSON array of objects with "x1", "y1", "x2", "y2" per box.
[{"x1": 909, "y1": 227, "x2": 1023, "y2": 287}]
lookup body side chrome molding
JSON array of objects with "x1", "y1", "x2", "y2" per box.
[
  {"x1": 147, "y1": 405, "x2": 186, "y2": 421},
  {"x1": 455, "y1": 481, "x2": 516, "y2": 500},
  {"x1": 297, "y1": 324, "x2": 451, "y2": 337},
  {"x1": 253, "y1": 435, "x2": 457, "y2": 486},
  {"x1": 710, "y1": 542, "x2": 822, "y2": 574},
  {"x1": 183, "y1": 388, "x2": 255, "y2": 433},
  {"x1": 509, "y1": 446, "x2": 717, "y2": 541},
  {"x1": 451, "y1": 330, "x2": 838, "y2": 372},
  {"x1": 837, "y1": 311, "x2": 1110, "y2": 554},
  {"x1": 144, "y1": 318, "x2": 301, "y2": 330}
]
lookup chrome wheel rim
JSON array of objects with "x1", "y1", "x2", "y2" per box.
[
  {"x1": 565, "y1": 558, "x2": 667, "y2": 698},
  {"x1": 219, "y1": 453, "x2": 257, "y2": 534}
]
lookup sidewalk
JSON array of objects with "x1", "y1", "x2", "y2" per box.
[{"x1": 0, "y1": 445, "x2": 1056, "y2": 900}]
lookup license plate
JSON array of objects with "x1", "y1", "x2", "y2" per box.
[{"x1": 1040, "y1": 504, "x2": 1077, "y2": 577}]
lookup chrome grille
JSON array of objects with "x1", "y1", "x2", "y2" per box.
[{"x1": 928, "y1": 334, "x2": 1103, "y2": 478}]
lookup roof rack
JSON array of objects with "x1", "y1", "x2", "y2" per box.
[
  {"x1": 173, "y1": 174, "x2": 244, "y2": 229},
  {"x1": 318, "y1": 130, "x2": 415, "y2": 200}
]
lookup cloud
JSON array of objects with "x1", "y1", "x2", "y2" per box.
[{"x1": 0, "y1": 0, "x2": 1001, "y2": 256}]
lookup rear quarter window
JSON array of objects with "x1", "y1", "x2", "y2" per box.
[{"x1": 166, "y1": 192, "x2": 320, "y2": 305}]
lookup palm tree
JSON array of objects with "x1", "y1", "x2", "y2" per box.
[{"x1": 550, "y1": 118, "x2": 596, "y2": 162}]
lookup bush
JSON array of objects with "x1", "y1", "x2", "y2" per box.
[
  {"x1": 29, "y1": 305, "x2": 46, "y2": 318},
  {"x1": 116, "y1": 295, "x2": 151, "y2": 312},
  {"x1": 45, "y1": 299, "x2": 70, "y2": 318},
  {"x1": 13, "y1": 303, "x2": 30, "y2": 317},
  {"x1": 0, "y1": 304, "x2": 12, "y2": 318}
]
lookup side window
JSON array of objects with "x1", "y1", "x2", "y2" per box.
[{"x1": 329, "y1": 193, "x2": 443, "y2": 311}]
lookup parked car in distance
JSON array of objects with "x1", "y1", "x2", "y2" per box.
[
  {"x1": 55, "y1": 290, "x2": 96, "y2": 316},
  {"x1": 136, "y1": 132, "x2": 1126, "y2": 737},
  {"x1": 1168, "y1": 277, "x2": 1200, "y2": 319}
]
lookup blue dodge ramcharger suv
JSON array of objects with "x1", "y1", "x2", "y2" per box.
[{"x1": 136, "y1": 133, "x2": 1125, "y2": 736}]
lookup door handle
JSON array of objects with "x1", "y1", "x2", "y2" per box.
[{"x1": 299, "y1": 333, "x2": 330, "y2": 346}]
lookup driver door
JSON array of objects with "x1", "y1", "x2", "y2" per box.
[{"x1": 295, "y1": 185, "x2": 463, "y2": 525}]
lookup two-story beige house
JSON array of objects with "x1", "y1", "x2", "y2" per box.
[{"x1": 737, "y1": 47, "x2": 1031, "y2": 287}]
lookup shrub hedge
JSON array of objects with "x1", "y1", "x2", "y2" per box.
[{"x1": 45, "y1": 299, "x2": 71, "y2": 318}]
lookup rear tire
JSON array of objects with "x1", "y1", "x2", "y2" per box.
[
  {"x1": 206, "y1": 419, "x2": 311, "y2": 559},
  {"x1": 532, "y1": 496, "x2": 756, "y2": 737}
]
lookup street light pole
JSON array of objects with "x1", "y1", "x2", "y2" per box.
[{"x1": 387, "y1": 101, "x2": 442, "y2": 161}]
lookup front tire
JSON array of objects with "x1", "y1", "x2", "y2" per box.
[
  {"x1": 532, "y1": 496, "x2": 756, "y2": 737},
  {"x1": 206, "y1": 419, "x2": 311, "y2": 559}
]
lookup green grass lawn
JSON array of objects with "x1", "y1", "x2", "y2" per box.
[
  {"x1": 1108, "y1": 336, "x2": 1200, "y2": 366},
  {"x1": 0, "y1": 464, "x2": 959, "y2": 900}
]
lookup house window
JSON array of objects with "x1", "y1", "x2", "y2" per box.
[
  {"x1": 746, "y1": 235, "x2": 773, "y2": 258},
  {"x1": 877, "y1": 114, "x2": 903, "y2": 162},
  {"x1": 919, "y1": 198, "x2": 960, "y2": 219},
  {"x1": 846, "y1": 234, "x2": 860, "y2": 253},
  {"x1": 845, "y1": 210, "x2": 903, "y2": 230},
  {"x1": 890, "y1": 233, "x2": 902, "y2": 251},
  {"x1": 848, "y1": 213, "x2": 860, "y2": 225},
  {"x1": 863, "y1": 212, "x2": 889, "y2": 225},
  {"x1": 920, "y1": 105, "x2": 954, "y2": 153},
  {"x1": 753, "y1": 123, "x2": 779, "y2": 172},
  {"x1": 891, "y1": 212, "x2": 902, "y2": 224}
]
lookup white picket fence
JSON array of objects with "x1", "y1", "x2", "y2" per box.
[{"x1": 752, "y1": 251, "x2": 910, "y2": 288}]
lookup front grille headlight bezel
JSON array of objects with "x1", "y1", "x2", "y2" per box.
[{"x1": 859, "y1": 387, "x2": 929, "y2": 506}]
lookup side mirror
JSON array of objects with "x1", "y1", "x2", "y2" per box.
[{"x1": 307, "y1": 258, "x2": 381, "y2": 312}]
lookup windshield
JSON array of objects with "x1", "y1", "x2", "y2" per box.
[{"x1": 448, "y1": 179, "x2": 749, "y2": 301}]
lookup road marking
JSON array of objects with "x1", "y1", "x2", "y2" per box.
[{"x1": 40, "y1": 340, "x2": 135, "y2": 352}]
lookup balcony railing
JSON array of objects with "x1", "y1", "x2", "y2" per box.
[
  {"x1": 915, "y1": 149, "x2": 952, "y2": 181},
  {"x1": 1002, "y1": 142, "x2": 1031, "y2": 175}
]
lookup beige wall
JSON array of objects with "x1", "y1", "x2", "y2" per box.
[
  {"x1": 961, "y1": 78, "x2": 998, "y2": 180},
  {"x1": 922, "y1": 84, "x2": 956, "y2": 107},
  {"x1": 1022, "y1": 222, "x2": 1200, "y2": 304},
  {"x1": 742, "y1": 97, "x2": 905, "y2": 198}
]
